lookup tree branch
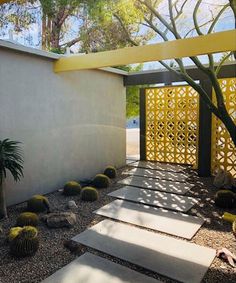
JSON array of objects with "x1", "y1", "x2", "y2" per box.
[
  {"x1": 60, "y1": 36, "x2": 81, "y2": 48},
  {"x1": 159, "y1": 60, "x2": 221, "y2": 118},
  {"x1": 215, "y1": 52, "x2": 233, "y2": 76},
  {"x1": 140, "y1": 0, "x2": 181, "y2": 39},
  {"x1": 193, "y1": 0, "x2": 203, "y2": 35},
  {"x1": 168, "y1": 0, "x2": 178, "y2": 35},
  {"x1": 113, "y1": 13, "x2": 139, "y2": 46},
  {"x1": 208, "y1": 3, "x2": 230, "y2": 33}
]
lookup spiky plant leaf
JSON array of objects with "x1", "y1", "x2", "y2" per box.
[{"x1": 0, "y1": 139, "x2": 24, "y2": 183}]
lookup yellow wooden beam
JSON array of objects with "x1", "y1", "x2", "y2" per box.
[
  {"x1": 0, "y1": 0, "x2": 12, "y2": 4},
  {"x1": 54, "y1": 30, "x2": 236, "y2": 73}
]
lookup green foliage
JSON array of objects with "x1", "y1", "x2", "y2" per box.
[
  {"x1": 214, "y1": 190, "x2": 236, "y2": 209},
  {"x1": 104, "y1": 166, "x2": 117, "y2": 179},
  {"x1": 81, "y1": 187, "x2": 98, "y2": 201},
  {"x1": 27, "y1": 195, "x2": 50, "y2": 213},
  {"x1": 49, "y1": 47, "x2": 65, "y2": 54},
  {"x1": 118, "y1": 64, "x2": 144, "y2": 119},
  {"x1": 63, "y1": 181, "x2": 81, "y2": 196},
  {"x1": 8, "y1": 227, "x2": 23, "y2": 242},
  {"x1": 0, "y1": 139, "x2": 24, "y2": 218},
  {"x1": 0, "y1": 139, "x2": 24, "y2": 183},
  {"x1": 126, "y1": 85, "x2": 140, "y2": 118},
  {"x1": 92, "y1": 174, "x2": 110, "y2": 189},
  {"x1": 10, "y1": 226, "x2": 39, "y2": 257},
  {"x1": 16, "y1": 212, "x2": 39, "y2": 227}
]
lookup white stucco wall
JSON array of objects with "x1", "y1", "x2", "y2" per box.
[{"x1": 0, "y1": 46, "x2": 126, "y2": 205}]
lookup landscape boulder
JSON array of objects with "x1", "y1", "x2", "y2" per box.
[
  {"x1": 67, "y1": 200, "x2": 78, "y2": 209},
  {"x1": 42, "y1": 212, "x2": 77, "y2": 228},
  {"x1": 213, "y1": 169, "x2": 234, "y2": 189}
]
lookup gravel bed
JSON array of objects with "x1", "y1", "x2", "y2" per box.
[{"x1": 0, "y1": 165, "x2": 235, "y2": 283}]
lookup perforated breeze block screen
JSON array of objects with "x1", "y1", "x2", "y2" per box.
[
  {"x1": 211, "y1": 78, "x2": 236, "y2": 177},
  {"x1": 145, "y1": 86, "x2": 199, "y2": 167}
]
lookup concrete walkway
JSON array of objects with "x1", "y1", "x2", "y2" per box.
[
  {"x1": 41, "y1": 253, "x2": 161, "y2": 283},
  {"x1": 118, "y1": 175, "x2": 194, "y2": 194},
  {"x1": 95, "y1": 199, "x2": 204, "y2": 239},
  {"x1": 42, "y1": 161, "x2": 214, "y2": 283},
  {"x1": 109, "y1": 186, "x2": 199, "y2": 212}
]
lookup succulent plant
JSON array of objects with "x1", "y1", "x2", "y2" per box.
[
  {"x1": 16, "y1": 212, "x2": 39, "y2": 227},
  {"x1": 104, "y1": 166, "x2": 117, "y2": 179},
  {"x1": 81, "y1": 187, "x2": 98, "y2": 201},
  {"x1": 92, "y1": 174, "x2": 110, "y2": 189},
  {"x1": 10, "y1": 226, "x2": 39, "y2": 257},
  {"x1": 7, "y1": 227, "x2": 23, "y2": 242},
  {"x1": 27, "y1": 195, "x2": 50, "y2": 213},
  {"x1": 63, "y1": 181, "x2": 81, "y2": 196},
  {"x1": 214, "y1": 190, "x2": 236, "y2": 209}
]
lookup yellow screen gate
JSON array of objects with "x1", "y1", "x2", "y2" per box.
[{"x1": 144, "y1": 85, "x2": 199, "y2": 168}]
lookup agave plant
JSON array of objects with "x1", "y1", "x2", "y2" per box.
[{"x1": 0, "y1": 139, "x2": 24, "y2": 218}]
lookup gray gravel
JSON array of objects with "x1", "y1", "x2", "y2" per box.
[{"x1": 0, "y1": 165, "x2": 235, "y2": 283}]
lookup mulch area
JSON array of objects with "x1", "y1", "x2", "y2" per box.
[{"x1": 0, "y1": 164, "x2": 235, "y2": 283}]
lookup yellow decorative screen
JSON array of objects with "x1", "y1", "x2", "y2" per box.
[
  {"x1": 145, "y1": 86, "x2": 199, "y2": 167},
  {"x1": 211, "y1": 78, "x2": 236, "y2": 177}
]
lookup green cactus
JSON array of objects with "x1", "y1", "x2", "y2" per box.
[
  {"x1": 214, "y1": 190, "x2": 236, "y2": 209},
  {"x1": 10, "y1": 226, "x2": 39, "y2": 257},
  {"x1": 81, "y1": 187, "x2": 98, "y2": 201},
  {"x1": 104, "y1": 166, "x2": 117, "y2": 179},
  {"x1": 27, "y1": 195, "x2": 50, "y2": 213},
  {"x1": 92, "y1": 174, "x2": 110, "y2": 189},
  {"x1": 16, "y1": 212, "x2": 39, "y2": 227},
  {"x1": 63, "y1": 181, "x2": 81, "y2": 196},
  {"x1": 7, "y1": 227, "x2": 23, "y2": 242}
]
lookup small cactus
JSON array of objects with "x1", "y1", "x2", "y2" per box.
[
  {"x1": 104, "y1": 166, "x2": 117, "y2": 179},
  {"x1": 10, "y1": 226, "x2": 39, "y2": 257},
  {"x1": 16, "y1": 212, "x2": 39, "y2": 227},
  {"x1": 214, "y1": 190, "x2": 236, "y2": 209},
  {"x1": 92, "y1": 174, "x2": 110, "y2": 189},
  {"x1": 27, "y1": 195, "x2": 50, "y2": 213},
  {"x1": 81, "y1": 187, "x2": 98, "y2": 201},
  {"x1": 63, "y1": 181, "x2": 81, "y2": 196},
  {"x1": 7, "y1": 227, "x2": 23, "y2": 242}
]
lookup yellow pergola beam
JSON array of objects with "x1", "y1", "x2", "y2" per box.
[
  {"x1": 0, "y1": 0, "x2": 12, "y2": 4},
  {"x1": 54, "y1": 30, "x2": 236, "y2": 73}
]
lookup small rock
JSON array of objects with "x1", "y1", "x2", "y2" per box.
[
  {"x1": 58, "y1": 189, "x2": 63, "y2": 193},
  {"x1": 64, "y1": 240, "x2": 81, "y2": 254},
  {"x1": 43, "y1": 212, "x2": 77, "y2": 228},
  {"x1": 67, "y1": 200, "x2": 78, "y2": 209},
  {"x1": 213, "y1": 169, "x2": 233, "y2": 189}
]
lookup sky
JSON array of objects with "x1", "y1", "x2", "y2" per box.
[{"x1": 0, "y1": 0, "x2": 235, "y2": 70}]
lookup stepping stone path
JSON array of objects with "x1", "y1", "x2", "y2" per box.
[
  {"x1": 118, "y1": 176, "x2": 194, "y2": 194},
  {"x1": 109, "y1": 186, "x2": 199, "y2": 212},
  {"x1": 126, "y1": 159, "x2": 136, "y2": 165},
  {"x1": 130, "y1": 161, "x2": 186, "y2": 172},
  {"x1": 72, "y1": 220, "x2": 215, "y2": 283},
  {"x1": 43, "y1": 161, "x2": 214, "y2": 283},
  {"x1": 41, "y1": 252, "x2": 161, "y2": 283},
  {"x1": 125, "y1": 167, "x2": 190, "y2": 182},
  {"x1": 126, "y1": 156, "x2": 139, "y2": 165},
  {"x1": 94, "y1": 199, "x2": 204, "y2": 239}
]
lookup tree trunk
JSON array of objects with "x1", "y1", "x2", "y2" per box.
[
  {"x1": 50, "y1": 23, "x2": 61, "y2": 50},
  {"x1": 0, "y1": 179, "x2": 7, "y2": 219},
  {"x1": 219, "y1": 108, "x2": 236, "y2": 146},
  {"x1": 229, "y1": 0, "x2": 236, "y2": 59},
  {"x1": 42, "y1": 15, "x2": 47, "y2": 50}
]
